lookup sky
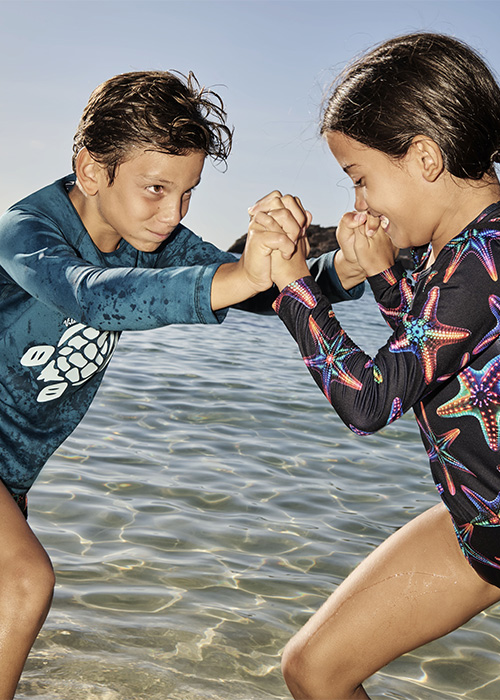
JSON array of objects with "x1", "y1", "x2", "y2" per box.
[{"x1": 1, "y1": 0, "x2": 500, "y2": 250}]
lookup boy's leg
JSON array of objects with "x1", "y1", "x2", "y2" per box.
[
  {"x1": 0, "y1": 481, "x2": 55, "y2": 700},
  {"x1": 282, "y1": 502, "x2": 500, "y2": 700}
]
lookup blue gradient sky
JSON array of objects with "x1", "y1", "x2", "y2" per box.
[{"x1": 1, "y1": 0, "x2": 500, "y2": 248}]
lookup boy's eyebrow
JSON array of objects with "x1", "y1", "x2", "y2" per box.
[
  {"x1": 342, "y1": 164, "x2": 356, "y2": 173},
  {"x1": 140, "y1": 175, "x2": 202, "y2": 188}
]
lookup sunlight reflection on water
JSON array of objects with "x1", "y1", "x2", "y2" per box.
[{"x1": 17, "y1": 293, "x2": 500, "y2": 699}]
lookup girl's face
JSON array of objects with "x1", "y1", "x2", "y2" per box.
[{"x1": 326, "y1": 131, "x2": 438, "y2": 250}]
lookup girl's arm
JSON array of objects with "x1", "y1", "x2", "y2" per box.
[{"x1": 271, "y1": 221, "x2": 500, "y2": 435}]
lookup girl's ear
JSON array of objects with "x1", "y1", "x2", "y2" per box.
[
  {"x1": 410, "y1": 136, "x2": 444, "y2": 182},
  {"x1": 74, "y1": 148, "x2": 103, "y2": 196}
]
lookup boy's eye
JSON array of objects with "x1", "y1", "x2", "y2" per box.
[
  {"x1": 147, "y1": 185, "x2": 163, "y2": 194},
  {"x1": 353, "y1": 178, "x2": 364, "y2": 189}
]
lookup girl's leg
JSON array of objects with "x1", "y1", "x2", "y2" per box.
[
  {"x1": 0, "y1": 481, "x2": 55, "y2": 700},
  {"x1": 282, "y1": 502, "x2": 500, "y2": 699}
]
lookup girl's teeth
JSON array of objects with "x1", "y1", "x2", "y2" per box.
[{"x1": 380, "y1": 216, "x2": 390, "y2": 230}]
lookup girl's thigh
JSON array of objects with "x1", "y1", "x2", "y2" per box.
[{"x1": 284, "y1": 503, "x2": 500, "y2": 688}]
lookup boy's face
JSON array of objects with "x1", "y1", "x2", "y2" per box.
[{"x1": 90, "y1": 148, "x2": 205, "y2": 252}]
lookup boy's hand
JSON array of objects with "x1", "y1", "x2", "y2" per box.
[
  {"x1": 211, "y1": 207, "x2": 305, "y2": 310},
  {"x1": 248, "y1": 190, "x2": 312, "y2": 245}
]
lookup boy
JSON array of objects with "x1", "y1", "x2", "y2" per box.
[{"x1": 0, "y1": 70, "x2": 362, "y2": 697}]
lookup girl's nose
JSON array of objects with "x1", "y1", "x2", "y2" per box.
[{"x1": 354, "y1": 188, "x2": 368, "y2": 212}]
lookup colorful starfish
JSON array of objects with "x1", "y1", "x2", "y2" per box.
[
  {"x1": 415, "y1": 403, "x2": 474, "y2": 495},
  {"x1": 377, "y1": 277, "x2": 414, "y2": 327},
  {"x1": 387, "y1": 397, "x2": 403, "y2": 424},
  {"x1": 273, "y1": 279, "x2": 317, "y2": 314},
  {"x1": 389, "y1": 286, "x2": 470, "y2": 384},
  {"x1": 473, "y1": 295, "x2": 500, "y2": 355},
  {"x1": 437, "y1": 356, "x2": 500, "y2": 451},
  {"x1": 454, "y1": 518, "x2": 500, "y2": 571},
  {"x1": 452, "y1": 486, "x2": 500, "y2": 571},
  {"x1": 443, "y1": 227, "x2": 500, "y2": 283},
  {"x1": 462, "y1": 485, "x2": 500, "y2": 527},
  {"x1": 304, "y1": 315, "x2": 363, "y2": 399}
]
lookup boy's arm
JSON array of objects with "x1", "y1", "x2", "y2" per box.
[
  {"x1": 247, "y1": 193, "x2": 368, "y2": 305},
  {"x1": 212, "y1": 195, "x2": 311, "y2": 310},
  {"x1": 210, "y1": 216, "x2": 296, "y2": 309}
]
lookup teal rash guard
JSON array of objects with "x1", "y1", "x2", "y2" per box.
[{"x1": 0, "y1": 175, "x2": 363, "y2": 498}]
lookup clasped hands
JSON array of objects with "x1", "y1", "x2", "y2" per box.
[{"x1": 246, "y1": 191, "x2": 397, "y2": 293}]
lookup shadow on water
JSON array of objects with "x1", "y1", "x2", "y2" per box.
[{"x1": 18, "y1": 293, "x2": 500, "y2": 699}]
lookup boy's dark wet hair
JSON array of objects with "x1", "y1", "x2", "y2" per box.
[
  {"x1": 72, "y1": 70, "x2": 233, "y2": 183},
  {"x1": 321, "y1": 33, "x2": 500, "y2": 180}
]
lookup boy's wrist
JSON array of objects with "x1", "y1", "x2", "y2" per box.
[{"x1": 211, "y1": 259, "x2": 270, "y2": 310}]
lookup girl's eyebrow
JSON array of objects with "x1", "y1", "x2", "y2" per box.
[{"x1": 342, "y1": 164, "x2": 356, "y2": 173}]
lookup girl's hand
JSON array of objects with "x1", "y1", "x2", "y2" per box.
[
  {"x1": 352, "y1": 213, "x2": 397, "y2": 276},
  {"x1": 270, "y1": 231, "x2": 310, "y2": 291}
]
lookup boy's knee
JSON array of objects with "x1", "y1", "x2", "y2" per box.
[{"x1": 5, "y1": 549, "x2": 55, "y2": 618}]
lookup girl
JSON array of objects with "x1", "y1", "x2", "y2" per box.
[{"x1": 268, "y1": 32, "x2": 500, "y2": 699}]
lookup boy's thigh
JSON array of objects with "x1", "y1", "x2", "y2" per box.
[{"x1": 0, "y1": 480, "x2": 48, "y2": 563}]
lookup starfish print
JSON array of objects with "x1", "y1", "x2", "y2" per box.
[
  {"x1": 378, "y1": 277, "x2": 414, "y2": 326},
  {"x1": 437, "y1": 356, "x2": 500, "y2": 450},
  {"x1": 273, "y1": 279, "x2": 317, "y2": 314},
  {"x1": 462, "y1": 485, "x2": 500, "y2": 527},
  {"x1": 473, "y1": 295, "x2": 500, "y2": 355},
  {"x1": 453, "y1": 486, "x2": 500, "y2": 571},
  {"x1": 304, "y1": 315, "x2": 363, "y2": 398},
  {"x1": 454, "y1": 518, "x2": 500, "y2": 571},
  {"x1": 416, "y1": 404, "x2": 474, "y2": 495},
  {"x1": 389, "y1": 286, "x2": 470, "y2": 384},
  {"x1": 387, "y1": 397, "x2": 403, "y2": 424},
  {"x1": 443, "y1": 227, "x2": 500, "y2": 283}
]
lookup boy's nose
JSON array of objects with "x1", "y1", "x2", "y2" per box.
[{"x1": 157, "y1": 199, "x2": 182, "y2": 226}]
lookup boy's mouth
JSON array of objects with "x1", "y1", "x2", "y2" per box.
[{"x1": 380, "y1": 216, "x2": 390, "y2": 230}]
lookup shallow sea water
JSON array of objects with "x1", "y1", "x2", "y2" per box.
[{"x1": 17, "y1": 291, "x2": 500, "y2": 699}]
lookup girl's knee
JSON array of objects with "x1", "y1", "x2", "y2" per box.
[
  {"x1": 282, "y1": 630, "x2": 360, "y2": 699},
  {"x1": 282, "y1": 634, "x2": 331, "y2": 698}
]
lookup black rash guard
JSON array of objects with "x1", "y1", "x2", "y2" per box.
[{"x1": 274, "y1": 201, "x2": 500, "y2": 587}]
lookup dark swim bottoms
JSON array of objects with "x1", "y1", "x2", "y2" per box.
[
  {"x1": 452, "y1": 518, "x2": 500, "y2": 588},
  {"x1": 11, "y1": 492, "x2": 28, "y2": 519}
]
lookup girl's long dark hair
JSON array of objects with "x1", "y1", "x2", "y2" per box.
[{"x1": 322, "y1": 33, "x2": 500, "y2": 180}]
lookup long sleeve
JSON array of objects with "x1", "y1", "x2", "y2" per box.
[
  {"x1": 273, "y1": 215, "x2": 500, "y2": 435},
  {"x1": 0, "y1": 209, "x2": 229, "y2": 330}
]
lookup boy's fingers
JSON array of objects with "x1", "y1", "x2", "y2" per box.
[
  {"x1": 249, "y1": 192, "x2": 311, "y2": 231},
  {"x1": 253, "y1": 209, "x2": 303, "y2": 243},
  {"x1": 252, "y1": 210, "x2": 285, "y2": 232},
  {"x1": 279, "y1": 194, "x2": 310, "y2": 229},
  {"x1": 248, "y1": 190, "x2": 283, "y2": 216}
]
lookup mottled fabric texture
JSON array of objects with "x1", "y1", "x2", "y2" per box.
[{"x1": 0, "y1": 176, "x2": 361, "y2": 499}]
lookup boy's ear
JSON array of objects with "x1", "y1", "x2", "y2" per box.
[
  {"x1": 410, "y1": 136, "x2": 444, "y2": 182},
  {"x1": 74, "y1": 148, "x2": 104, "y2": 196}
]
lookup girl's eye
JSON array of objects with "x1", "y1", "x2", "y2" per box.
[
  {"x1": 147, "y1": 185, "x2": 163, "y2": 194},
  {"x1": 353, "y1": 179, "x2": 364, "y2": 189}
]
